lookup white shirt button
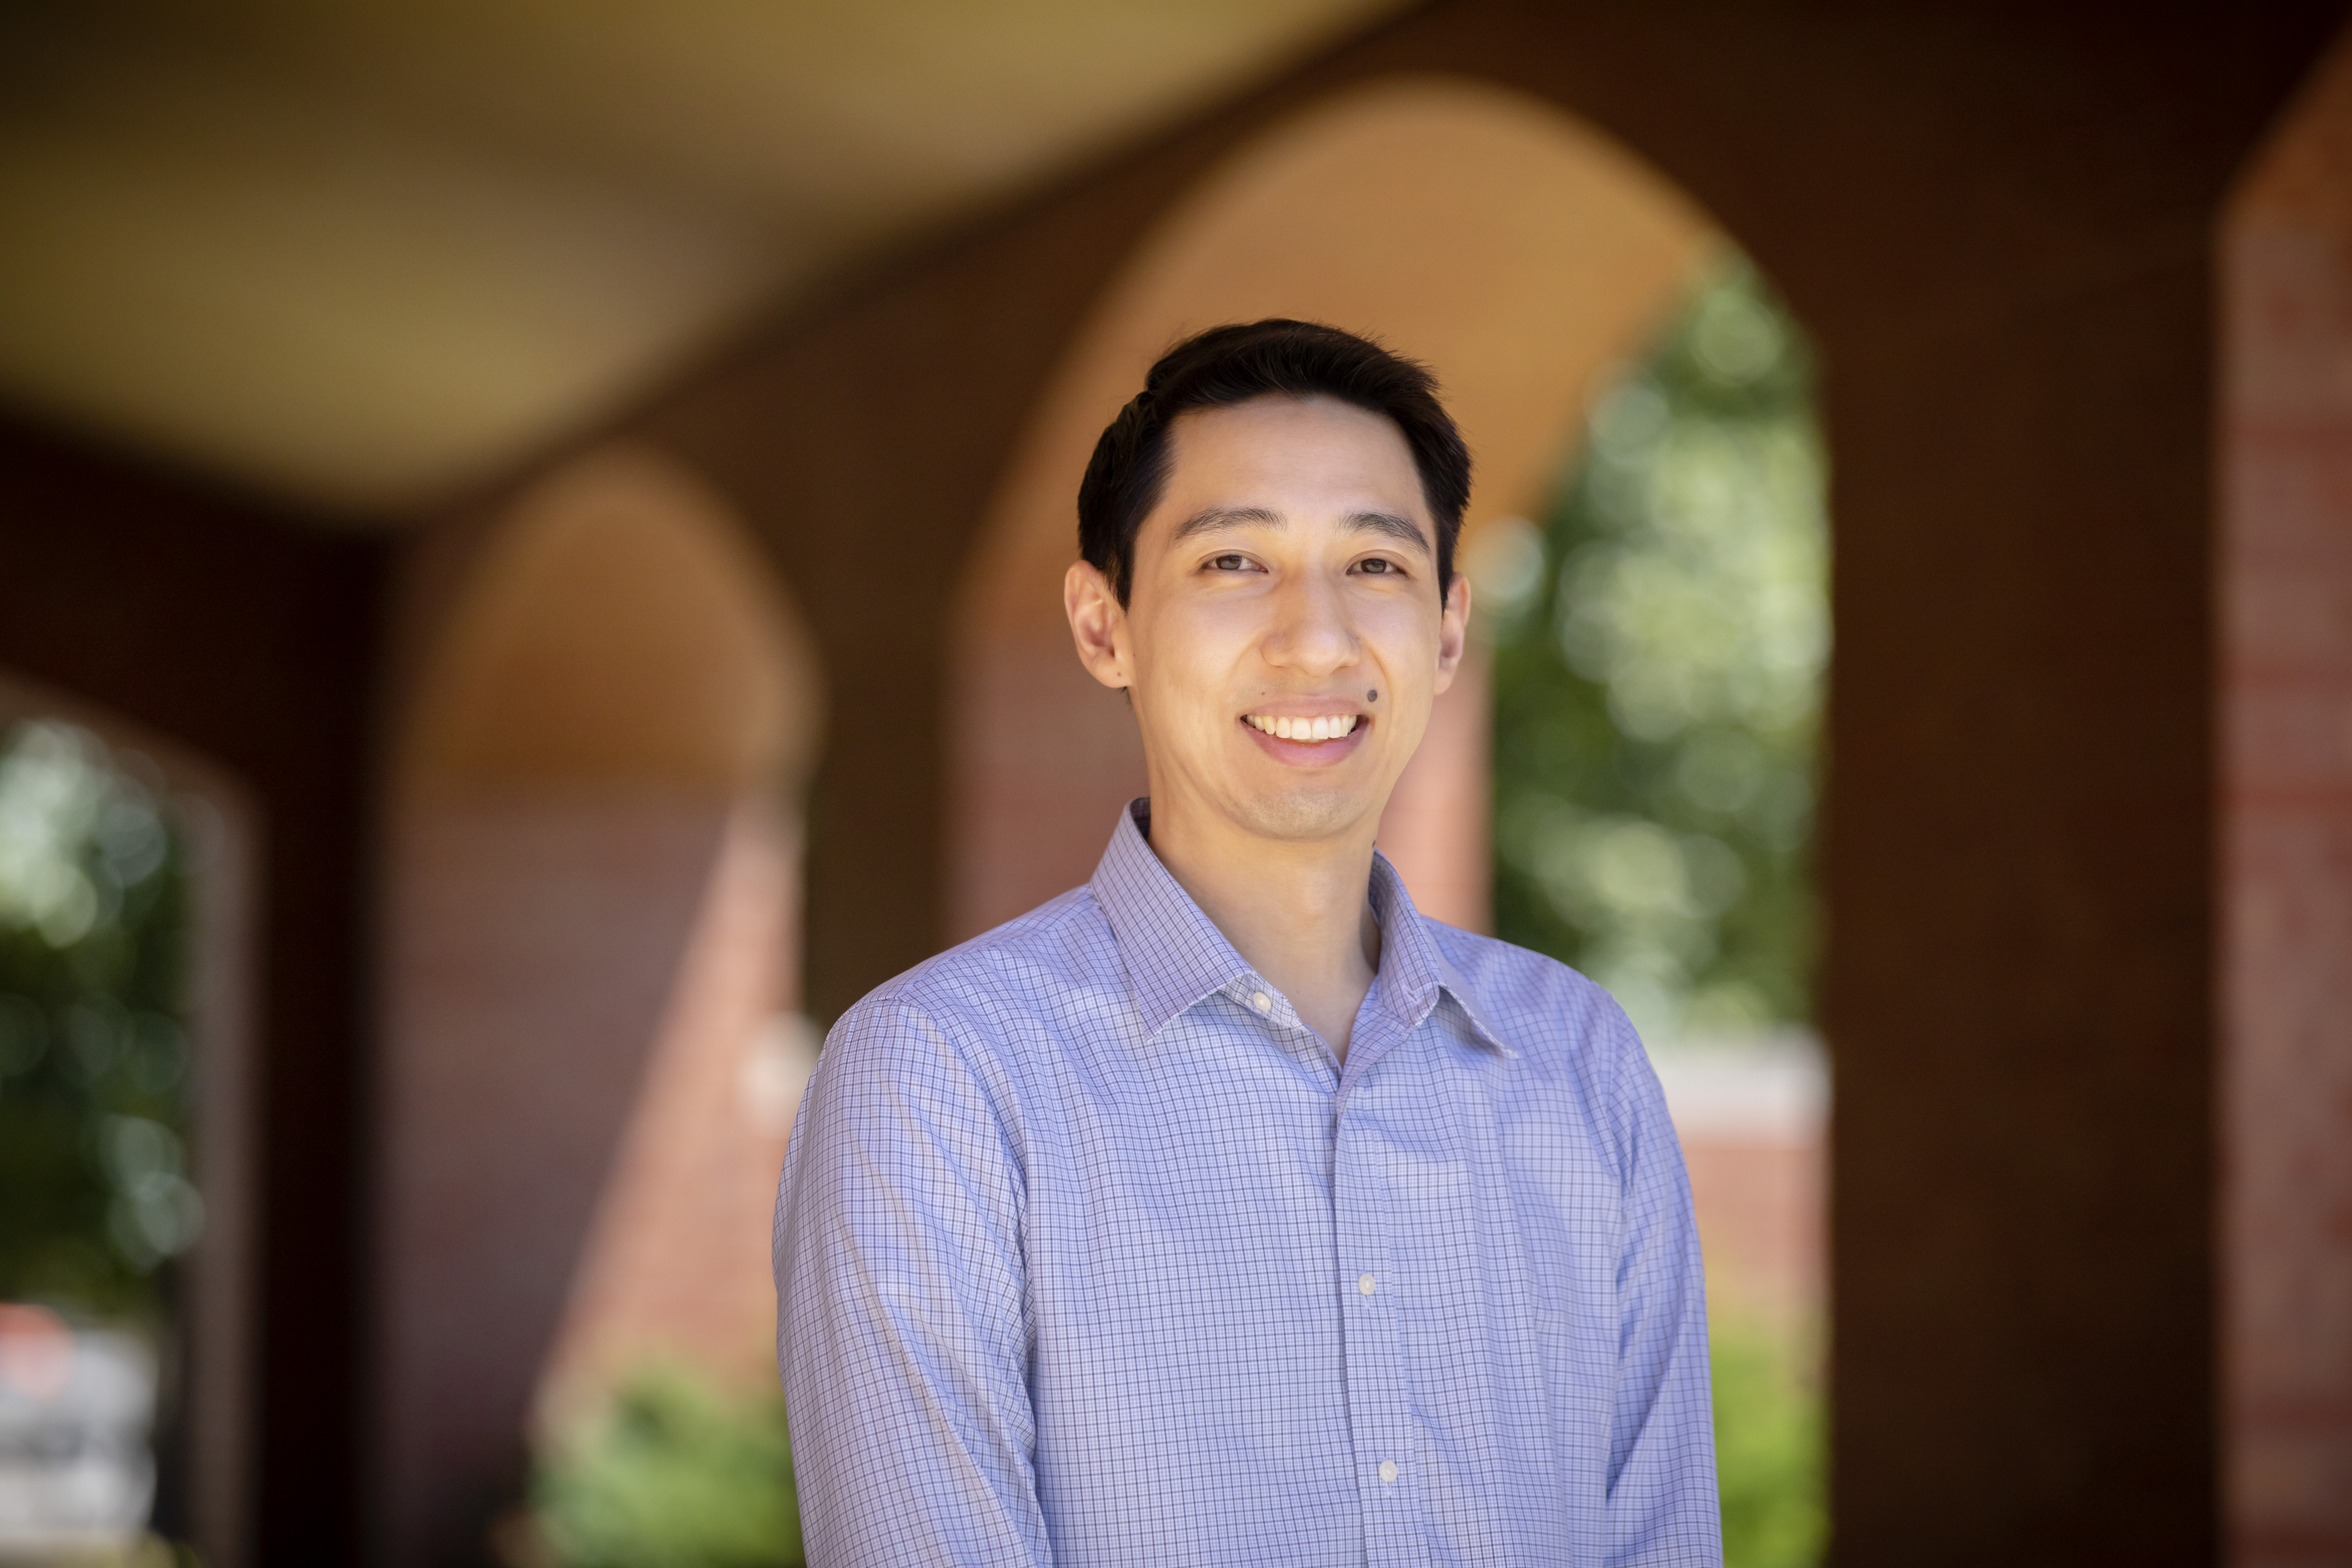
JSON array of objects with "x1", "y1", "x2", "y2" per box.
[
  {"x1": 1250, "y1": 992, "x2": 1272, "y2": 1013},
  {"x1": 1357, "y1": 1273, "x2": 1376, "y2": 1297},
  {"x1": 1378, "y1": 1460, "x2": 1398, "y2": 1485}
]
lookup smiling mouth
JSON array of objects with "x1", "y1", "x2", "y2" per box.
[{"x1": 1242, "y1": 712, "x2": 1364, "y2": 743}]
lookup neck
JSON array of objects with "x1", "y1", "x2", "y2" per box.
[{"x1": 1143, "y1": 787, "x2": 1384, "y2": 1062}]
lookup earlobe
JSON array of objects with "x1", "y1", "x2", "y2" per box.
[{"x1": 1065, "y1": 560, "x2": 1131, "y2": 691}]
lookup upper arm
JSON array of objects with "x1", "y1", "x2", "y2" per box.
[
  {"x1": 1600, "y1": 1003, "x2": 1723, "y2": 1564},
  {"x1": 774, "y1": 997, "x2": 1049, "y2": 1566}
]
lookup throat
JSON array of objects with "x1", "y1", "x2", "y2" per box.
[{"x1": 1136, "y1": 789, "x2": 1386, "y2": 1056}]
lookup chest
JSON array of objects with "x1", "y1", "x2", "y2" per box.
[{"x1": 1016, "y1": 1017, "x2": 1624, "y2": 1355}]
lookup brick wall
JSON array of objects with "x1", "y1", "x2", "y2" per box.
[{"x1": 2223, "y1": 36, "x2": 2352, "y2": 1566}]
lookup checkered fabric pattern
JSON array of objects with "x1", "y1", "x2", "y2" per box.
[{"x1": 775, "y1": 800, "x2": 1720, "y2": 1566}]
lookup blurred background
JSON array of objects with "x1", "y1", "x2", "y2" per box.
[{"x1": 0, "y1": 3, "x2": 2347, "y2": 1566}]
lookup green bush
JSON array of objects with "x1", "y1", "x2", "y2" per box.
[
  {"x1": 0, "y1": 720, "x2": 195, "y2": 1326},
  {"x1": 1487, "y1": 257, "x2": 1825, "y2": 1044},
  {"x1": 534, "y1": 1364, "x2": 803, "y2": 1568},
  {"x1": 1712, "y1": 1324, "x2": 1825, "y2": 1568}
]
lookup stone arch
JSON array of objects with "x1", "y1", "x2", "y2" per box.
[
  {"x1": 373, "y1": 444, "x2": 823, "y2": 1566},
  {"x1": 2220, "y1": 29, "x2": 2352, "y2": 1564},
  {"x1": 947, "y1": 74, "x2": 1717, "y2": 939}
]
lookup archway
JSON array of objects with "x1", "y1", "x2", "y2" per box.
[
  {"x1": 373, "y1": 445, "x2": 823, "y2": 1566},
  {"x1": 947, "y1": 75, "x2": 1714, "y2": 938}
]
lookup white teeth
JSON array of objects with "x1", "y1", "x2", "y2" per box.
[{"x1": 1246, "y1": 713, "x2": 1360, "y2": 740}]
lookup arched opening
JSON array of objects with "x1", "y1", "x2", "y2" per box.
[
  {"x1": 373, "y1": 445, "x2": 823, "y2": 1565},
  {"x1": 0, "y1": 673, "x2": 258, "y2": 1567},
  {"x1": 2220, "y1": 29, "x2": 2352, "y2": 1564},
  {"x1": 949, "y1": 76, "x2": 1716, "y2": 938},
  {"x1": 946, "y1": 73, "x2": 1830, "y2": 1558}
]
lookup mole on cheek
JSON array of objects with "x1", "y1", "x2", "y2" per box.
[{"x1": 1367, "y1": 689, "x2": 1378, "y2": 702}]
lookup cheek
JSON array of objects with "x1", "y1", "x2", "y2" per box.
[
  {"x1": 1153, "y1": 598, "x2": 1258, "y2": 673},
  {"x1": 1132, "y1": 600, "x2": 1254, "y2": 720},
  {"x1": 1363, "y1": 607, "x2": 1444, "y2": 691}
]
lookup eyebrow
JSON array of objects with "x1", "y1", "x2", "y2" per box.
[{"x1": 1170, "y1": 505, "x2": 1433, "y2": 557}]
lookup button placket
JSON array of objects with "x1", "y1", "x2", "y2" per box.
[{"x1": 1333, "y1": 1065, "x2": 1423, "y2": 1562}]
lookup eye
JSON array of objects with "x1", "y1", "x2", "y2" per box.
[
  {"x1": 1207, "y1": 554, "x2": 1251, "y2": 572},
  {"x1": 1355, "y1": 557, "x2": 1400, "y2": 576}
]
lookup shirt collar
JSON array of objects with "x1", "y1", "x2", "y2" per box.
[
  {"x1": 1089, "y1": 800, "x2": 1257, "y2": 1040},
  {"x1": 1364, "y1": 848, "x2": 1515, "y2": 1056},
  {"x1": 1088, "y1": 798, "x2": 1513, "y2": 1055}
]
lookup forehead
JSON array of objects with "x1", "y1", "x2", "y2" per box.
[{"x1": 1156, "y1": 394, "x2": 1425, "y2": 512}]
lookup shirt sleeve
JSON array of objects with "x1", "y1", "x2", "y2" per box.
[
  {"x1": 1601, "y1": 1006, "x2": 1724, "y2": 1565},
  {"x1": 773, "y1": 996, "x2": 1050, "y2": 1568}
]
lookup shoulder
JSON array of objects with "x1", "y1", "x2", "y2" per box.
[
  {"x1": 1421, "y1": 922, "x2": 1674, "y2": 1178},
  {"x1": 822, "y1": 884, "x2": 1118, "y2": 1069},
  {"x1": 1429, "y1": 923, "x2": 1636, "y2": 1055},
  {"x1": 1421, "y1": 922, "x2": 1651, "y2": 1109},
  {"x1": 794, "y1": 888, "x2": 1115, "y2": 1168}
]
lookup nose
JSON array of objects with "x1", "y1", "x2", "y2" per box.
[{"x1": 1261, "y1": 568, "x2": 1360, "y2": 677}]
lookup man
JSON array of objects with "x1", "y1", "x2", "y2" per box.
[{"x1": 775, "y1": 320, "x2": 1718, "y2": 1565}]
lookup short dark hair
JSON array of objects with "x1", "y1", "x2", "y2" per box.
[{"x1": 1077, "y1": 319, "x2": 1471, "y2": 604}]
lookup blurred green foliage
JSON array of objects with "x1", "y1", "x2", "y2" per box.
[
  {"x1": 534, "y1": 1364, "x2": 803, "y2": 1568},
  {"x1": 0, "y1": 719, "x2": 196, "y2": 1324},
  {"x1": 1712, "y1": 1325, "x2": 1826, "y2": 1568},
  {"x1": 1483, "y1": 257, "x2": 1826, "y2": 1042}
]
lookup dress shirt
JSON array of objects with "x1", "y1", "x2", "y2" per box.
[{"x1": 774, "y1": 800, "x2": 1719, "y2": 1566}]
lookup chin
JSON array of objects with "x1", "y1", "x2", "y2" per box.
[{"x1": 1229, "y1": 783, "x2": 1376, "y2": 842}]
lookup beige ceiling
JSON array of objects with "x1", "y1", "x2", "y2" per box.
[{"x1": 0, "y1": 0, "x2": 1406, "y2": 520}]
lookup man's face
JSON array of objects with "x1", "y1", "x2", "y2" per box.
[{"x1": 1068, "y1": 393, "x2": 1471, "y2": 845}]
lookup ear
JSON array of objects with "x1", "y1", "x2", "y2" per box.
[
  {"x1": 1431, "y1": 570, "x2": 1472, "y2": 696},
  {"x1": 1065, "y1": 559, "x2": 1132, "y2": 691}
]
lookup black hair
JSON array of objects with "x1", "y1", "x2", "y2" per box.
[{"x1": 1076, "y1": 319, "x2": 1472, "y2": 604}]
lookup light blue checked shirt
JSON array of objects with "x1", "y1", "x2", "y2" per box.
[{"x1": 775, "y1": 800, "x2": 1718, "y2": 1566}]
